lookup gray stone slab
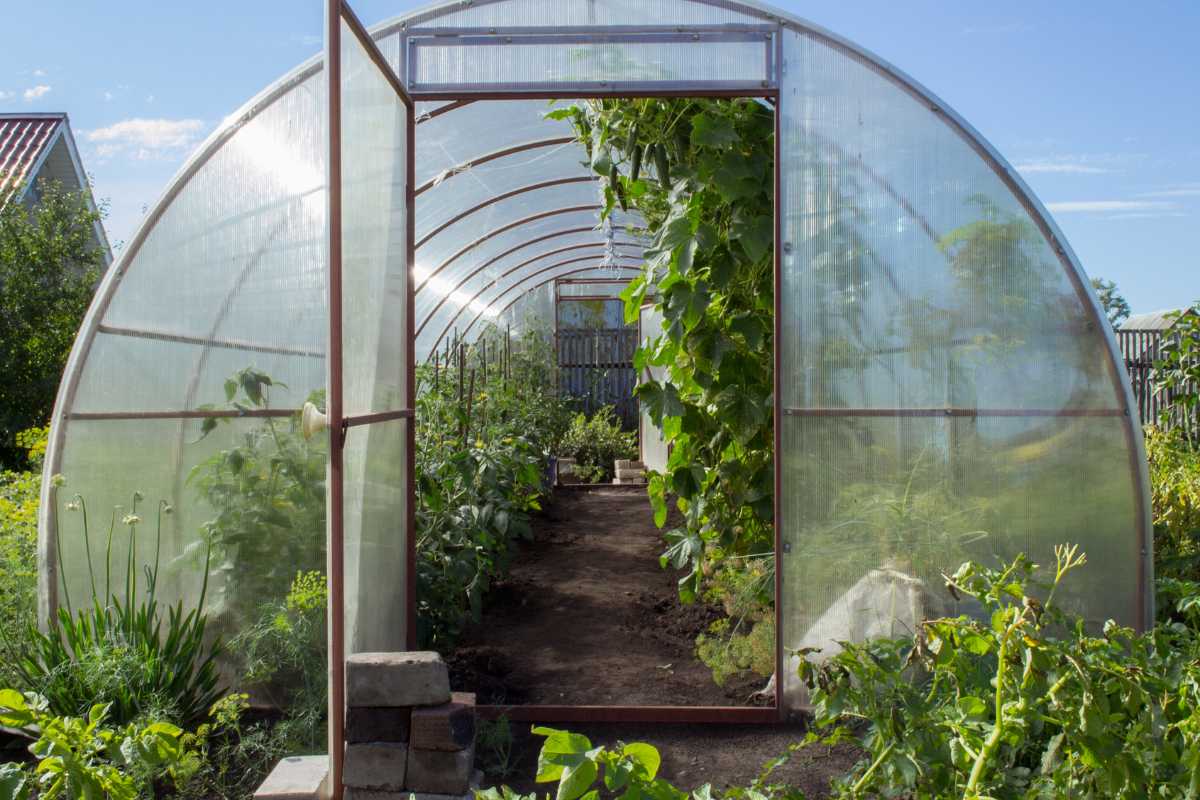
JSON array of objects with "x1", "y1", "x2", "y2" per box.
[
  {"x1": 406, "y1": 744, "x2": 476, "y2": 795},
  {"x1": 346, "y1": 652, "x2": 450, "y2": 708},
  {"x1": 347, "y1": 706, "x2": 412, "y2": 744},
  {"x1": 253, "y1": 755, "x2": 328, "y2": 800},
  {"x1": 344, "y1": 742, "x2": 408, "y2": 791}
]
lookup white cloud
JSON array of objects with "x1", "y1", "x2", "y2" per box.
[
  {"x1": 1138, "y1": 184, "x2": 1200, "y2": 198},
  {"x1": 23, "y1": 85, "x2": 51, "y2": 101},
  {"x1": 1014, "y1": 159, "x2": 1110, "y2": 175},
  {"x1": 0, "y1": 90, "x2": 12, "y2": 101},
  {"x1": 1046, "y1": 200, "x2": 1177, "y2": 214},
  {"x1": 85, "y1": 117, "x2": 206, "y2": 160},
  {"x1": 32, "y1": 69, "x2": 46, "y2": 77},
  {"x1": 102, "y1": 90, "x2": 114, "y2": 102}
]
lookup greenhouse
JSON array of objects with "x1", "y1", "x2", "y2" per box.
[{"x1": 38, "y1": 0, "x2": 1152, "y2": 786}]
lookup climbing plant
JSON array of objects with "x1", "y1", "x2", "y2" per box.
[{"x1": 552, "y1": 98, "x2": 775, "y2": 603}]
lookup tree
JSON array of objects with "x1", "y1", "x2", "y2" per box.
[
  {"x1": 0, "y1": 180, "x2": 106, "y2": 468},
  {"x1": 1090, "y1": 276, "x2": 1131, "y2": 327}
]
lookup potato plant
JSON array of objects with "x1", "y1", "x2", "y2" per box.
[{"x1": 801, "y1": 546, "x2": 1200, "y2": 798}]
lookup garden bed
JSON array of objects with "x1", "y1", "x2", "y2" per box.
[{"x1": 448, "y1": 487, "x2": 765, "y2": 707}]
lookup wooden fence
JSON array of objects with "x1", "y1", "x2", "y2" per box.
[
  {"x1": 1117, "y1": 329, "x2": 1197, "y2": 427},
  {"x1": 556, "y1": 328, "x2": 639, "y2": 428}
]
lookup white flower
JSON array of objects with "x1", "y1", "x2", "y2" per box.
[
  {"x1": 162, "y1": 503, "x2": 174, "y2": 516},
  {"x1": 122, "y1": 514, "x2": 142, "y2": 526},
  {"x1": 65, "y1": 500, "x2": 80, "y2": 512}
]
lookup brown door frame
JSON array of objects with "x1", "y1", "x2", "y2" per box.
[{"x1": 402, "y1": 86, "x2": 784, "y2": 725}]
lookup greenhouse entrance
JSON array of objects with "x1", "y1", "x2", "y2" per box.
[{"x1": 374, "y1": 71, "x2": 787, "y2": 719}]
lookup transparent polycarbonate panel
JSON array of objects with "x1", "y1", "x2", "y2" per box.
[
  {"x1": 453, "y1": 261, "x2": 642, "y2": 346},
  {"x1": 338, "y1": 20, "x2": 410, "y2": 653},
  {"x1": 340, "y1": 19, "x2": 409, "y2": 417},
  {"x1": 778, "y1": 414, "x2": 1140, "y2": 707},
  {"x1": 415, "y1": 242, "x2": 629, "y2": 342},
  {"x1": 99, "y1": 71, "x2": 326, "y2": 416},
  {"x1": 557, "y1": 280, "x2": 631, "y2": 299},
  {"x1": 493, "y1": 281, "x2": 556, "y2": 349},
  {"x1": 425, "y1": 228, "x2": 646, "y2": 301},
  {"x1": 53, "y1": 417, "x2": 326, "y2": 643},
  {"x1": 638, "y1": 304, "x2": 669, "y2": 472},
  {"x1": 415, "y1": 99, "x2": 577, "y2": 187},
  {"x1": 71, "y1": 332, "x2": 323, "y2": 413},
  {"x1": 777, "y1": 30, "x2": 1120, "y2": 415},
  {"x1": 558, "y1": 299, "x2": 625, "y2": 329},
  {"x1": 342, "y1": 418, "x2": 407, "y2": 652},
  {"x1": 774, "y1": 28, "x2": 1145, "y2": 708},
  {"x1": 418, "y1": 144, "x2": 592, "y2": 242},
  {"x1": 429, "y1": 243, "x2": 642, "y2": 323},
  {"x1": 416, "y1": 180, "x2": 604, "y2": 266},
  {"x1": 401, "y1": 0, "x2": 770, "y2": 28},
  {"x1": 408, "y1": 34, "x2": 771, "y2": 92}
]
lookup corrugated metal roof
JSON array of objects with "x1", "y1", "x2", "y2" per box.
[
  {"x1": 1120, "y1": 308, "x2": 1198, "y2": 332},
  {"x1": 0, "y1": 113, "x2": 64, "y2": 208}
]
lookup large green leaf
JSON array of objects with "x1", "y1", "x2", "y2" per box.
[
  {"x1": 691, "y1": 112, "x2": 739, "y2": 148},
  {"x1": 713, "y1": 385, "x2": 765, "y2": 444}
]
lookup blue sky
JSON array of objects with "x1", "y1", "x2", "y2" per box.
[{"x1": 4, "y1": 1, "x2": 1197, "y2": 314}]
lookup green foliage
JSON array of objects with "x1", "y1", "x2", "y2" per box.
[
  {"x1": 190, "y1": 368, "x2": 327, "y2": 626},
  {"x1": 166, "y1": 694, "x2": 299, "y2": 800},
  {"x1": 558, "y1": 406, "x2": 636, "y2": 483},
  {"x1": 0, "y1": 689, "x2": 188, "y2": 800},
  {"x1": 483, "y1": 726, "x2": 809, "y2": 800},
  {"x1": 228, "y1": 571, "x2": 327, "y2": 753},
  {"x1": 416, "y1": 330, "x2": 570, "y2": 647},
  {"x1": 801, "y1": 545, "x2": 1200, "y2": 798},
  {"x1": 6, "y1": 495, "x2": 224, "y2": 729},
  {"x1": 1155, "y1": 308, "x2": 1200, "y2": 442},
  {"x1": 695, "y1": 557, "x2": 775, "y2": 685},
  {"x1": 476, "y1": 715, "x2": 519, "y2": 781},
  {"x1": 696, "y1": 616, "x2": 775, "y2": 688},
  {"x1": 1089, "y1": 276, "x2": 1130, "y2": 327},
  {"x1": 0, "y1": 429, "x2": 43, "y2": 688},
  {"x1": 1146, "y1": 425, "x2": 1200, "y2": 593},
  {"x1": 556, "y1": 97, "x2": 776, "y2": 604},
  {"x1": 0, "y1": 180, "x2": 106, "y2": 469}
]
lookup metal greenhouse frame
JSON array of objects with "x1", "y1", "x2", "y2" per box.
[{"x1": 39, "y1": 0, "x2": 1154, "y2": 795}]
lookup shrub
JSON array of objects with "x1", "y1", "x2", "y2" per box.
[
  {"x1": 0, "y1": 429, "x2": 42, "y2": 688},
  {"x1": 1146, "y1": 424, "x2": 1200, "y2": 589},
  {"x1": 0, "y1": 181, "x2": 105, "y2": 469},
  {"x1": 558, "y1": 406, "x2": 636, "y2": 483},
  {"x1": 6, "y1": 494, "x2": 224, "y2": 729},
  {"x1": 0, "y1": 689, "x2": 189, "y2": 800}
]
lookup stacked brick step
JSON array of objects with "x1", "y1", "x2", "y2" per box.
[
  {"x1": 344, "y1": 652, "x2": 480, "y2": 800},
  {"x1": 613, "y1": 459, "x2": 647, "y2": 485}
]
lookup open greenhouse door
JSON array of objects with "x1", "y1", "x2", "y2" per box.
[{"x1": 326, "y1": 1, "x2": 414, "y2": 794}]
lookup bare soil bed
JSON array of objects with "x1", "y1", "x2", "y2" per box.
[
  {"x1": 450, "y1": 487, "x2": 862, "y2": 796},
  {"x1": 448, "y1": 486, "x2": 764, "y2": 706}
]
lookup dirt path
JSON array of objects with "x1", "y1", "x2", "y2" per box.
[{"x1": 448, "y1": 487, "x2": 763, "y2": 706}]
